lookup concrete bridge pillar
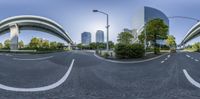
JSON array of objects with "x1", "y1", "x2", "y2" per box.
[
  {"x1": 9, "y1": 24, "x2": 19, "y2": 50},
  {"x1": 68, "y1": 43, "x2": 71, "y2": 50},
  {"x1": 183, "y1": 44, "x2": 186, "y2": 49}
]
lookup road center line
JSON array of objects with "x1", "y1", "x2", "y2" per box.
[
  {"x1": 0, "y1": 59, "x2": 75, "y2": 92},
  {"x1": 161, "y1": 61, "x2": 165, "y2": 63},
  {"x1": 183, "y1": 69, "x2": 200, "y2": 89},
  {"x1": 13, "y1": 56, "x2": 54, "y2": 61}
]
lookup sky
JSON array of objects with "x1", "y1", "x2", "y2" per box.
[{"x1": 0, "y1": 0, "x2": 200, "y2": 45}]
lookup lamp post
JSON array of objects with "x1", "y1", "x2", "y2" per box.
[{"x1": 93, "y1": 10, "x2": 110, "y2": 52}]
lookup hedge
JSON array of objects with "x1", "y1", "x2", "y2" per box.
[{"x1": 114, "y1": 43, "x2": 145, "y2": 59}]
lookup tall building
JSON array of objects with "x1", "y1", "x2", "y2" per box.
[
  {"x1": 132, "y1": 6, "x2": 169, "y2": 44},
  {"x1": 81, "y1": 32, "x2": 91, "y2": 45},
  {"x1": 96, "y1": 30, "x2": 104, "y2": 43}
]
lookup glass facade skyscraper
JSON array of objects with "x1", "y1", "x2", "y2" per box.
[
  {"x1": 81, "y1": 32, "x2": 91, "y2": 45},
  {"x1": 96, "y1": 30, "x2": 104, "y2": 43},
  {"x1": 144, "y1": 7, "x2": 169, "y2": 26},
  {"x1": 132, "y1": 6, "x2": 169, "y2": 45}
]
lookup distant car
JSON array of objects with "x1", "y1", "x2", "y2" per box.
[{"x1": 170, "y1": 49, "x2": 176, "y2": 53}]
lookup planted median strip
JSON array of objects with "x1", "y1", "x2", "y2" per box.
[
  {"x1": 0, "y1": 59, "x2": 75, "y2": 92},
  {"x1": 94, "y1": 52, "x2": 169, "y2": 64}
]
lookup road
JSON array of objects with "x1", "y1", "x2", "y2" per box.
[{"x1": 0, "y1": 51, "x2": 200, "y2": 99}]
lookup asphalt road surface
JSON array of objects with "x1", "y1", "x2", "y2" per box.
[{"x1": 0, "y1": 51, "x2": 200, "y2": 99}]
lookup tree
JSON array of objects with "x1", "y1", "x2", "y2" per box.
[
  {"x1": 115, "y1": 30, "x2": 144, "y2": 59},
  {"x1": 50, "y1": 41, "x2": 58, "y2": 49},
  {"x1": 77, "y1": 43, "x2": 83, "y2": 50},
  {"x1": 4, "y1": 39, "x2": 11, "y2": 49},
  {"x1": 96, "y1": 42, "x2": 106, "y2": 49},
  {"x1": 18, "y1": 40, "x2": 24, "y2": 49},
  {"x1": 166, "y1": 35, "x2": 176, "y2": 49},
  {"x1": 42, "y1": 40, "x2": 50, "y2": 49},
  {"x1": 138, "y1": 31, "x2": 145, "y2": 44},
  {"x1": 185, "y1": 45, "x2": 192, "y2": 49},
  {"x1": 192, "y1": 42, "x2": 200, "y2": 52},
  {"x1": 108, "y1": 41, "x2": 115, "y2": 49},
  {"x1": 29, "y1": 37, "x2": 40, "y2": 49},
  {"x1": 89, "y1": 42, "x2": 97, "y2": 50},
  {"x1": 0, "y1": 43, "x2": 3, "y2": 49},
  {"x1": 57, "y1": 42, "x2": 64, "y2": 49},
  {"x1": 145, "y1": 18, "x2": 168, "y2": 54},
  {"x1": 117, "y1": 32, "x2": 133, "y2": 44}
]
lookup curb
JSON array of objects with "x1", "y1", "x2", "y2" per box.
[{"x1": 94, "y1": 52, "x2": 169, "y2": 64}]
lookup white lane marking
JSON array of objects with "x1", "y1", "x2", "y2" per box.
[
  {"x1": 5, "y1": 54, "x2": 12, "y2": 56},
  {"x1": 161, "y1": 55, "x2": 170, "y2": 63},
  {"x1": 185, "y1": 54, "x2": 199, "y2": 62},
  {"x1": 13, "y1": 56, "x2": 54, "y2": 61},
  {"x1": 183, "y1": 69, "x2": 200, "y2": 88},
  {"x1": 186, "y1": 55, "x2": 190, "y2": 58},
  {"x1": 0, "y1": 59, "x2": 75, "y2": 92}
]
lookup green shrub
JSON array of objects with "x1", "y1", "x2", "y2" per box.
[
  {"x1": 114, "y1": 43, "x2": 144, "y2": 59},
  {"x1": 146, "y1": 47, "x2": 154, "y2": 52},
  {"x1": 114, "y1": 43, "x2": 129, "y2": 58},
  {"x1": 103, "y1": 52, "x2": 109, "y2": 58},
  {"x1": 129, "y1": 44, "x2": 145, "y2": 58},
  {"x1": 154, "y1": 47, "x2": 160, "y2": 54},
  {"x1": 161, "y1": 45, "x2": 170, "y2": 50},
  {"x1": 64, "y1": 48, "x2": 70, "y2": 51}
]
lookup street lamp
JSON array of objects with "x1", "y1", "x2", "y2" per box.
[{"x1": 93, "y1": 10, "x2": 110, "y2": 52}]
